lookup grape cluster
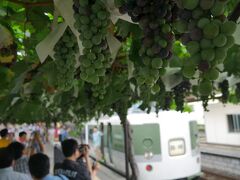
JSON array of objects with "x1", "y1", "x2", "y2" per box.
[
  {"x1": 91, "y1": 77, "x2": 109, "y2": 100},
  {"x1": 173, "y1": 80, "x2": 191, "y2": 112},
  {"x1": 175, "y1": 0, "x2": 236, "y2": 97},
  {"x1": 119, "y1": 0, "x2": 176, "y2": 92},
  {"x1": 163, "y1": 92, "x2": 173, "y2": 110},
  {"x1": 201, "y1": 95, "x2": 209, "y2": 111},
  {"x1": 219, "y1": 79, "x2": 229, "y2": 103},
  {"x1": 73, "y1": 0, "x2": 111, "y2": 85},
  {"x1": 235, "y1": 83, "x2": 240, "y2": 101},
  {"x1": 53, "y1": 28, "x2": 78, "y2": 91},
  {"x1": 224, "y1": 45, "x2": 240, "y2": 77}
]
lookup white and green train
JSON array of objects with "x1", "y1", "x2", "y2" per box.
[{"x1": 84, "y1": 111, "x2": 201, "y2": 180}]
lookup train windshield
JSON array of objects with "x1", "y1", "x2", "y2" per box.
[{"x1": 131, "y1": 123, "x2": 161, "y2": 156}]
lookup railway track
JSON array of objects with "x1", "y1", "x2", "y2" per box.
[{"x1": 201, "y1": 170, "x2": 235, "y2": 180}]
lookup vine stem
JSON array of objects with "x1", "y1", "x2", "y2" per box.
[{"x1": 7, "y1": 0, "x2": 53, "y2": 7}]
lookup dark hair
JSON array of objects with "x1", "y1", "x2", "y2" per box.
[
  {"x1": 0, "y1": 128, "x2": 8, "y2": 138},
  {"x1": 28, "y1": 153, "x2": 50, "y2": 179},
  {"x1": 61, "y1": 139, "x2": 78, "y2": 157},
  {"x1": 8, "y1": 142, "x2": 25, "y2": 160},
  {"x1": 0, "y1": 148, "x2": 13, "y2": 168},
  {"x1": 19, "y1": 131, "x2": 27, "y2": 138}
]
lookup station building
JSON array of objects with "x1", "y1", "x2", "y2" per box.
[{"x1": 204, "y1": 102, "x2": 240, "y2": 146}]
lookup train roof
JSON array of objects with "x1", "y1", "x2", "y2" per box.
[{"x1": 87, "y1": 111, "x2": 196, "y2": 125}]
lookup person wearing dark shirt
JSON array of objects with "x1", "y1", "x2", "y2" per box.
[
  {"x1": 54, "y1": 139, "x2": 91, "y2": 180},
  {"x1": 77, "y1": 144, "x2": 92, "y2": 180},
  {"x1": 0, "y1": 128, "x2": 11, "y2": 148}
]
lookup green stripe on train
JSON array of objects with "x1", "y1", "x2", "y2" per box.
[
  {"x1": 107, "y1": 124, "x2": 161, "y2": 155},
  {"x1": 90, "y1": 123, "x2": 161, "y2": 155},
  {"x1": 132, "y1": 124, "x2": 161, "y2": 155}
]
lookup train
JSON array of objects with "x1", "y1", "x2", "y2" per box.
[{"x1": 84, "y1": 110, "x2": 201, "y2": 180}]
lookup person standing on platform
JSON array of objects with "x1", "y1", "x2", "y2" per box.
[
  {"x1": 54, "y1": 139, "x2": 88, "y2": 180},
  {"x1": 30, "y1": 131, "x2": 45, "y2": 155},
  {"x1": 0, "y1": 128, "x2": 11, "y2": 148},
  {"x1": 92, "y1": 127, "x2": 103, "y2": 161},
  {"x1": 18, "y1": 131, "x2": 28, "y2": 146},
  {"x1": 77, "y1": 144, "x2": 92, "y2": 180},
  {"x1": 59, "y1": 126, "x2": 69, "y2": 142}
]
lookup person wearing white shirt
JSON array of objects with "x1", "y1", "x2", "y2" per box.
[{"x1": 0, "y1": 147, "x2": 31, "y2": 180}]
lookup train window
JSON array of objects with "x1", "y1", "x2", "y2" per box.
[
  {"x1": 88, "y1": 126, "x2": 93, "y2": 142},
  {"x1": 189, "y1": 121, "x2": 198, "y2": 150},
  {"x1": 132, "y1": 124, "x2": 161, "y2": 156},
  {"x1": 168, "y1": 138, "x2": 186, "y2": 156},
  {"x1": 111, "y1": 125, "x2": 124, "y2": 152}
]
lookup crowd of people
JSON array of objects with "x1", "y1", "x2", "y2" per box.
[{"x1": 0, "y1": 126, "x2": 100, "y2": 180}]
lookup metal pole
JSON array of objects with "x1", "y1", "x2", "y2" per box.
[
  {"x1": 124, "y1": 121, "x2": 130, "y2": 180},
  {"x1": 85, "y1": 124, "x2": 88, "y2": 144}
]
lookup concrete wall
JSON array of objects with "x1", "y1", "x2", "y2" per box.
[
  {"x1": 204, "y1": 103, "x2": 240, "y2": 146},
  {"x1": 201, "y1": 153, "x2": 240, "y2": 179}
]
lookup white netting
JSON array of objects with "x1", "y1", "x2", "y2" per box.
[{"x1": 161, "y1": 67, "x2": 182, "y2": 91}]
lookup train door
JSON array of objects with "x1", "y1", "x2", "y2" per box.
[
  {"x1": 100, "y1": 123, "x2": 105, "y2": 159},
  {"x1": 107, "y1": 123, "x2": 113, "y2": 163},
  {"x1": 189, "y1": 121, "x2": 199, "y2": 155}
]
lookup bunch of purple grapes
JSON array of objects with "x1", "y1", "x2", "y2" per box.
[
  {"x1": 163, "y1": 92, "x2": 173, "y2": 110},
  {"x1": 219, "y1": 80, "x2": 229, "y2": 103},
  {"x1": 120, "y1": 0, "x2": 176, "y2": 59},
  {"x1": 235, "y1": 83, "x2": 240, "y2": 101},
  {"x1": 119, "y1": 0, "x2": 177, "y2": 89},
  {"x1": 173, "y1": 80, "x2": 191, "y2": 112}
]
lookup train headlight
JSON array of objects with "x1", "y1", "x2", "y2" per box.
[
  {"x1": 145, "y1": 164, "x2": 153, "y2": 172},
  {"x1": 169, "y1": 138, "x2": 186, "y2": 156},
  {"x1": 144, "y1": 151, "x2": 153, "y2": 159}
]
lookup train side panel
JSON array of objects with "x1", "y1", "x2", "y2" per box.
[{"x1": 85, "y1": 112, "x2": 201, "y2": 180}]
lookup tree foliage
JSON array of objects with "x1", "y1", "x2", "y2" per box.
[{"x1": 1, "y1": 0, "x2": 240, "y2": 124}]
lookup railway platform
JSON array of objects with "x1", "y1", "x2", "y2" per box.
[
  {"x1": 200, "y1": 142, "x2": 240, "y2": 158},
  {"x1": 200, "y1": 142, "x2": 240, "y2": 180}
]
